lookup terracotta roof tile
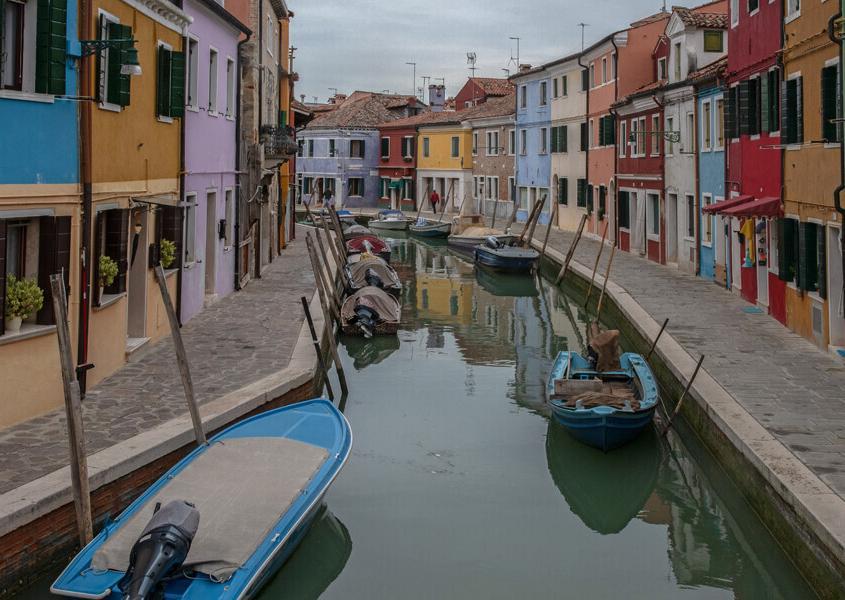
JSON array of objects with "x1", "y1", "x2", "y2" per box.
[
  {"x1": 689, "y1": 56, "x2": 727, "y2": 82},
  {"x1": 469, "y1": 77, "x2": 514, "y2": 97},
  {"x1": 461, "y1": 94, "x2": 516, "y2": 120},
  {"x1": 675, "y1": 7, "x2": 728, "y2": 28}
]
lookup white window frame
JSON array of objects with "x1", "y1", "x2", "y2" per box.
[
  {"x1": 731, "y1": 0, "x2": 739, "y2": 27},
  {"x1": 685, "y1": 111, "x2": 695, "y2": 153},
  {"x1": 156, "y1": 40, "x2": 174, "y2": 124},
  {"x1": 97, "y1": 9, "x2": 122, "y2": 113},
  {"x1": 619, "y1": 120, "x2": 627, "y2": 157},
  {"x1": 638, "y1": 116, "x2": 646, "y2": 157},
  {"x1": 520, "y1": 85, "x2": 527, "y2": 108},
  {"x1": 666, "y1": 115, "x2": 675, "y2": 156},
  {"x1": 540, "y1": 127, "x2": 548, "y2": 154},
  {"x1": 403, "y1": 135, "x2": 414, "y2": 159},
  {"x1": 186, "y1": 35, "x2": 199, "y2": 112},
  {"x1": 381, "y1": 136, "x2": 390, "y2": 159},
  {"x1": 647, "y1": 193, "x2": 661, "y2": 239},
  {"x1": 472, "y1": 131, "x2": 478, "y2": 156},
  {"x1": 539, "y1": 80, "x2": 548, "y2": 106},
  {"x1": 561, "y1": 74, "x2": 568, "y2": 97},
  {"x1": 785, "y1": 0, "x2": 800, "y2": 23},
  {"x1": 701, "y1": 193, "x2": 713, "y2": 246},
  {"x1": 651, "y1": 114, "x2": 660, "y2": 156},
  {"x1": 684, "y1": 193, "x2": 696, "y2": 242},
  {"x1": 508, "y1": 129, "x2": 516, "y2": 155},
  {"x1": 208, "y1": 46, "x2": 219, "y2": 116},
  {"x1": 520, "y1": 129, "x2": 527, "y2": 155},
  {"x1": 714, "y1": 95, "x2": 725, "y2": 150},
  {"x1": 507, "y1": 176, "x2": 515, "y2": 201},
  {"x1": 658, "y1": 57, "x2": 667, "y2": 80},
  {"x1": 589, "y1": 119, "x2": 595, "y2": 149},
  {"x1": 183, "y1": 192, "x2": 198, "y2": 265},
  {"x1": 701, "y1": 99, "x2": 713, "y2": 151},
  {"x1": 225, "y1": 56, "x2": 235, "y2": 119},
  {"x1": 601, "y1": 57, "x2": 608, "y2": 84},
  {"x1": 630, "y1": 119, "x2": 638, "y2": 156},
  {"x1": 266, "y1": 15, "x2": 274, "y2": 56},
  {"x1": 223, "y1": 187, "x2": 234, "y2": 249}
]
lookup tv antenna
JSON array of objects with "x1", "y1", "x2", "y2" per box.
[
  {"x1": 329, "y1": 87, "x2": 338, "y2": 98},
  {"x1": 467, "y1": 52, "x2": 478, "y2": 77},
  {"x1": 406, "y1": 61, "x2": 417, "y2": 97},
  {"x1": 578, "y1": 23, "x2": 590, "y2": 52},
  {"x1": 508, "y1": 36, "x2": 520, "y2": 69},
  {"x1": 502, "y1": 68, "x2": 510, "y2": 78}
]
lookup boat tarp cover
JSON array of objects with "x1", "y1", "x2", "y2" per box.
[
  {"x1": 91, "y1": 437, "x2": 328, "y2": 581},
  {"x1": 347, "y1": 260, "x2": 400, "y2": 288},
  {"x1": 341, "y1": 287, "x2": 401, "y2": 323}
]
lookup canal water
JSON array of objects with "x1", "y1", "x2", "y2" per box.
[{"x1": 18, "y1": 235, "x2": 816, "y2": 599}]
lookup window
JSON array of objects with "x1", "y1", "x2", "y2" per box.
[
  {"x1": 329, "y1": 138, "x2": 336, "y2": 157},
  {"x1": 2, "y1": 0, "x2": 68, "y2": 95},
  {"x1": 307, "y1": 139, "x2": 314, "y2": 157},
  {"x1": 98, "y1": 15, "x2": 131, "y2": 108},
  {"x1": 518, "y1": 187, "x2": 529, "y2": 210},
  {"x1": 562, "y1": 75, "x2": 568, "y2": 96},
  {"x1": 821, "y1": 63, "x2": 841, "y2": 143},
  {"x1": 766, "y1": 68, "x2": 780, "y2": 133},
  {"x1": 472, "y1": 132, "x2": 479, "y2": 155},
  {"x1": 795, "y1": 222, "x2": 825, "y2": 294},
  {"x1": 702, "y1": 101, "x2": 712, "y2": 149},
  {"x1": 630, "y1": 119, "x2": 639, "y2": 156},
  {"x1": 540, "y1": 81, "x2": 548, "y2": 105},
  {"x1": 402, "y1": 136, "x2": 414, "y2": 158},
  {"x1": 686, "y1": 194, "x2": 696, "y2": 238},
  {"x1": 618, "y1": 191, "x2": 631, "y2": 229},
  {"x1": 558, "y1": 177, "x2": 568, "y2": 205},
  {"x1": 748, "y1": 0, "x2": 759, "y2": 13},
  {"x1": 602, "y1": 58, "x2": 607, "y2": 84},
  {"x1": 490, "y1": 177, "x2": 499, "y2": 200},
  {"x1": 638, "y1": 117, "x2": 647, "y2": 155},
  {"x1": 520, "y1": 85, "x2": 527, "y2": 108},
  {"x1": 685, "y1": 112, "x2": 695, "y2": 153},
  {"x1": 450, "y1": 136, "x2": 459, "y2": 157},
  {"x1": 508, "y1": 177, "x2": 515, "y2": 201},
  {"x1": 658, "y1": 57, "x2": 667, "y2": 80},
  {"x1": 208, "y1": 48, "x2": 218, "y2": 114},
  {"x1": 350, "y1": 139, "x2": 365, "y2": 158},
  {"x1": 651, "y1": 114, "x2": 660, "y2": 156},
  {"x1": 187, "y1": 37, "x2": 198, "y2": 109},
  {"x1": 666, "y1": 116, "x2": 675, "y2": 155},
  {"x1": 540, "y1": 128, "x2": 548, "y2": 154},
  {"x1": 598, "y1": 115, "x2": 615, "y2": 147},
  {"x1": 224, "y1": 189, "x2": 233, "y2": 246},
  {"x1": 184, "y1": 195, "x2": 197, "y2": 263},
  {"x1": 508, "y1": 129, "x2": 515, "y2": 155},
  {"x1": 746, "y1": 77, "x2": 761, "y2": 136},
  {"x1": 731, "y1": 0, "x2": 739, "y2": 27},
  {"x1": 1, "y1": 0, "x2": 26, "y2": 90},
  {"x1": 589, "y1": 119, "x2": 595, "y2": 149},
  {"x1": 225, "y1": 58, "x2": 234, "y2": 117},
  {"x1": 580, "y1": 122, "x2": 588, "y2": 152},
  {"x1": 581, "y1": 68, "x2": 589, "y2": 91},
  {"x1": 674, "y1": 43, "x2": 682, "y2": 80},
  {"x1": 551, "y1": 125, "x2": 568, "y2": 153},
  {"x1": 619, "y1": 121, "x2": 627, "y2": 157},
  {"x1": 725, "y1": 85, "x2": 739, "y2": 139},
  {"x1": 381, "y1": 137, "x2": 390, "y2": 159},
  {"x1": 783, "y1": 76, "x2": 803, "y2": 145},
  {"x1": 576, "y1": 179, "x2": 587, "y2": 208},
  {"x1": 266, "y1": 15, "x2": 274, "y2": 55},
  {"x1": 553, "y1": 77, "x2": 559, "y2": 98},
  {"x1": 423, "y1": 137, "x2": 430, "y2": 157},
  {"x1": 702, "y1": 195, "x2": 712, "y2": 243},
  {"x1": 520, "y1": 129, "x2": 527, "y2": 155},
  {"x1": 589, "y1": 63, "x2": 595, "y2": 88},
  {"x1": 648, "y1": 194, "x2": 660, "y2": 236},
  {"x1": 598, "y1": 186, "x2": 607, "y2": 216},
  {"x1": 786, "y1": 0, "x2": 800, "y2": 19},
  {"x1": 156, "y1": 43, "x2": 186, "y2": 120},
  {"x1": 703, "y1": 30, "x2": 723, "y2": 53},
  {"x1": 297, "y1": 139, "x2": 304, "y2": 157},
  {"x1": 486, "y1": 131, "x2": 499, "y2": 156},
  {"x1": 348, "y1": 178, "x2": 364, "y2": 196},
  {"x1": 715, "y1": 99, "x2": 725, "y2": 147}
]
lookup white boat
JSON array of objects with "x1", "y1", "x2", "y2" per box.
[{"x1": 368, "y1": 210, "x2": 413, "y2": 231}]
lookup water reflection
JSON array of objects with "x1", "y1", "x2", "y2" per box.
[{"x1": 343, "y1": 335, "x2": 400, "y2": 370}]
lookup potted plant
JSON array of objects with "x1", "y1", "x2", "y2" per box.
[
  {"x1": 4, "y1": 275, "x2": 44, "y2": 333},
  {"x1": 160, "y1": 238, "x2": 176, "y2": 270},
  {"x1": 98, "y1": 255, "x2": 119, "y2": 304}
]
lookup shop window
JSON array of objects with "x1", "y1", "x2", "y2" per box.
[
  {"x1": 94, "y1": 209, "x2": 129, "y2": 302},
  {"x1": 648, "y1": 194, "x2": 660, "y2": 236},
  {"x1": 618, "y1": 191, "x2": 631, "y2": 229}
]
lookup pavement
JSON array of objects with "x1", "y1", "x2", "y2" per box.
[{"x1": 0, "y1": 229, "x2": 315, "y2": 495}]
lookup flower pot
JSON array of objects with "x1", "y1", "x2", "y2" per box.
[{"x1": 7, "y1": 316, "x2": 22, "y2": 333}]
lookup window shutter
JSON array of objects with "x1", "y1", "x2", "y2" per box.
[
  {"x1": 796, "y1": 76, "x2": 803, "y2": 143},
  {"x1": 760, "y1": 73, "x2": 769, "y2": 133},
  {"x1": 607, "y1": 115, "x2": 616, "y2": 146},
  {"x1": 35, "y1": 0, "x2": 67, "y2": 95},
  {"x1": 598, "y1": 119, "x2": 605, "y2": 148},
  {"x1": 581, "y1": 68, "x2": 589, "y2": 91},
  {"x1": 822, "y1": 65, "x2": 838, "y2": 142},
  {"x1": 170, "y1": 51, "x2": 186, "y2": 118},
  {"x1": 818, "y1": 226, "x2": 827, "y2": 299},
  {"x1": 562, "y1": 125, "x2": 568, "y2": 152},
  {"x1": 580, "y1": 122, "x2": 588, "y2": 151},
  {"x1": 724, "y1": 87, "x2": 736, "y2": 139},
  {"x1": 798, "y1": 222, "x2": 817, "y2": 291},
  {"x1": 738, "y1": 80, "x2": 750, "y2": 135},
  {"x1": 381, "y1": 137, "x2": 389, "y2": 157},
  {"x1": 35, "y1": 216, "x2": 71, "y2": 324},
  {"x1": 156, "y1": 46, "x2": 171, "y2": 117},
  {"x1": 778, "y1": 219, "x2": 789, "y2": 281},
  {"x1": 577, "y1": 179, "x2": 586, "y2": 206},
  {"x1": 106, "y1": 23, "x2": 132, "y2": 106},
  {"x1": 161, "y1": 206, "x2": 183, "y2": 269},
  {"x1": 559, "y1": 177, "x2": 568, "y2": 204},
  {"x1": 0, "y1": 220, "x2": 6, "y2": 334},
  {"x1": 550, "y1": 127, "x2": 557, "y2": 153},
  {"x1": 587, "y1": 184, "x2": 594, "y2": 212},
  {"x1": 781, "y1": 79, "x2": 790, "y2": 142},
  {"x1": 104, "y1": 209, "x2": 129, "y2": 294}
]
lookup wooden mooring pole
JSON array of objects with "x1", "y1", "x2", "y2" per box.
[
  {"x1": 305, "y1": 233, "x2": 341, "y2": 323},
  {"x1": 646, "y1": 318, "x2": 670, "y2": 361},
  {"x1": 50, "y1": 274, "x2": 93, "y2": 546},
  {"x1": 594, "y1": 242, "x2": 617, "y2": 323},
  {"x1": 301, "y1": 296, "x2": 334, "y2": 401},
  {"x1": 155, "y1": 265, "x2": 207, "y2": 447},
  {"x1": 584, "y1": 220, "x2": 610, "y2": 307},
  {"x1": 662, "y1": 355, "x2": 705, "y2": 436},
  {"x1": 540, "y1": 200, "x2": 559, "y2": 259},
  {"x1": 555, "y1": 213, "x2": 587, "y2": 284}
]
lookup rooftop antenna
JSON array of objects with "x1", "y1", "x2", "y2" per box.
[
  {"x1": 467, "y1": 52, "x2": 477, "y2": 77},
  {"x1": 502, "y1": 68, "x2": 510, "y2": 78},
  {"x1": 508, "y1": 36, "x2": 520, "y2": 69},
  {"x1": 329, "y1": 87, "x2": 338, "y2": 98},
  {"x1": 312, "y1": 96, "x2": 318, "y2": 103},
  {"x1": 406, "y1": 61, "x2": 417, "y2": 98},
  {"x1": 578, "y1": 23, "x2": 590, "y2": 52},
  {"x1": 662, "y1": 0, "x2": 667, "y2": 11}
]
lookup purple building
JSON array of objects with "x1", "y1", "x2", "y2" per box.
[{"x1": 180, "y1": 0, "x2": 251, "y2": 322}]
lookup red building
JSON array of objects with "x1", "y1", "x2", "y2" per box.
[
  {"x1": 377, "y1": 119, "x2": 419, "y2": 210},
  {"x1": 454, "y1": 77, "x2": 513, "y2": 111},
  {"x1": 712, "y1": 0, "x2": 784, "y2": 322}
]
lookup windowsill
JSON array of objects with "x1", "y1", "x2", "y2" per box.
[
  {"x1": 749, "y1": 8, "x2": 759, "y2": 17},
  {"x1": 0, "y1": 323, "x2": 56, "y2": 347},
  {"x1": 684, "y1": 236, "x2": 696, "y2": 243},
  {"x1": 157, "y1": 115, "x2": 174, "y2": 124},
  {"x1": 183, "y1": 261, "x2": 197, "y2": 270},
  {"x1": 94, "y1": 292, "x2": 126, "y2": 311},
  {"x1": 187, "y1": 105, "x2": 200, "y2": 113},
  {"x1": 769, "y1": 131, "x2": 781, "y2": 137},
  {"x1": 701, "y1": 240, "x2": 713, "y2": 248},
  {"x1": 750, "y1": 134, "x2": 760, "y2": 141},
  {"x1": 0, "y1": 89, "x2": 54, "y2": 104},
  {"x1": 784, "y1": 11, "x2": 801, "y2": 24},
  {"x1": 786, "y1": 144, "x2": 801, "y2": 151},
  {"x1": 99, "y1": 101, "x2": 122, "y2": 113},
  {"x1": 825, "y1": 143, "x2": 840, "y2": 149},
  {"x1": 647, "y1": 233, "x2": 660, "y2": 241},
  {"x1": 208, "y1": 111, "x2": 219, "y2": 118},
  {"x1": 226, "y1": 115, "x2": 235, "y2": 122},
  {"x1": 223, "y1": 245, "x2": 233, "y2": 253}
]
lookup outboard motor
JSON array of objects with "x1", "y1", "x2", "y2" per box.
[
  {"x1": 118, "y1": 500, "x2": 200, "y2": 600},
  {"x1": 353, "y1": 305, "x2": 380, "y2": 338},
  {"x1": 364, "y1": 268, "x2": 384, "y2": 290},
  {"x1": 485, "y1": 236, "x2": 502, "y2": 250}
]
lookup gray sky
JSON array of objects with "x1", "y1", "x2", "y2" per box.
[{"x1": 288, "y1": 0, "x2": 669, "y2": 103}]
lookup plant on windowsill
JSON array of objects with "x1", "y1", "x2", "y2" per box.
[
  {"x1": 98, "y1": 255, "x2": 119, "y2": 305},
  {"x1": 160, "y1": 239, "x2": 176, "y2": 270},
  {"x1": 4, "y1": 276, "x2": 44, "y2": 334}
]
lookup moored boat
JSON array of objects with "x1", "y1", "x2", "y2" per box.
[
  {"x1": 473, "y1": 237, "x2": 539, "y2": 273},
  {"x1": 343, "y1": 224, "x2": 374, "y2": 240},
  {"x1": 447, "y1": 214, "x2": 516, "y2": 252},
  {"x1": 546, "y1": 348, "x2": 658, "y2": 452},
  {"x1": 409, "y1": 217, "x2": 451, "y2": 238},
  {"x1": 368, "y1": 210, "x2": 413, "y2": 231},
  {"x1": 346, "y1": 235, "x2": 391, "y2": 263},
  {"x1": 51, "y1": 399, "x2": 352, "y2": 600},
  {"x1": 344, "y1": 258, "x2": 402, "y2": 296},
  {"x1": 341, "y1": 286, "x2": 401, "y2": 337}
]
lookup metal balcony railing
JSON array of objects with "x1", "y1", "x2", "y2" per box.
[{"x1": 261, "y1": 125, "x2": 298, "y2": 160}]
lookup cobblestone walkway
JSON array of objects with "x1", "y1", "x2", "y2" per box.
[
  {"x1": 0, "y1": 231, "x2": 315, "y2": 494},
  {"x1": 507, "y1": 217, "x2": 845, "y2": 499}
]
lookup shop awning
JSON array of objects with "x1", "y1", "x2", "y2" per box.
[
  {"x1": 131, "y1": 193, "x2": 179, "y2": 207},
  {"x1": 720, "y1": 196, "x2": 783, "y2": 218},
  {"x1": 702, "y1": 194, "x2": 753, "y2": 214}
]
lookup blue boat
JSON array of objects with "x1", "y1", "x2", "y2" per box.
[
  {"x1": 51, "y1": 399, "x2": 352, "y2": 600},
  {"x1": 546, "y1": 351, "x2": 658, "y2": 452},
  {"x1": 473, "y1": 237, "x2": 539, "y2": 273},
  {"x1": 409, "y1": 217, "x2": 451, "y2": 238}
]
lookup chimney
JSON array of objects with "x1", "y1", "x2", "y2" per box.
[
  {"x1": 518, "y1": 64, "x2": 533, "y2": 73},
  {"x1": 428, "y1": 84, "x2": 446, "y2": 112},
  {"x1": 329, "y1": 93, "x2": 347, "y2": 105}
]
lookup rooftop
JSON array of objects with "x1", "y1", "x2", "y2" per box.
[
  {"x1": 675, "y1": 7, "x2": 728, "y2": 28},
  {"x1": 468, "y1": 77, "x2": 514, "y2": 97}
]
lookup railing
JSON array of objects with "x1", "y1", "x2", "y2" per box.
[{"x1": 261, "y1": 125, "x2": 298, "y2": 160}]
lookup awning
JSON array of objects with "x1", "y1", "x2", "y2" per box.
[
  {"x1": 130, "y1": 193, "x2": 179, "y2": 207},
  {"x1": 389, "y1": 180, "x2": 404, "y2": 189},
  {"x1": 720, "y1": 196, "x2": 783, "y2": 218},
  {"x1": 702, "y1": 194, "x2": 753, "y2": 214}
]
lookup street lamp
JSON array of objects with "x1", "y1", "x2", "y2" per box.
[{"x1": 79, "y1": 38, "x2": 142, "y2": 76}]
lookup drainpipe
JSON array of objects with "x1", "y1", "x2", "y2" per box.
[
  {"x1": 610, "y1": 35, "x2": 620, "y2": 245},
  {"x1": 254, "y1": 0, "x2": 264, "y2": 281},
  {"x1": 693, "y1": 89, "x2": 701, "y2": 276},
  {"x1": 234, "y1": 33, "x2": 252, "y2": 291},
  {"x1": 830, "y1": 12, "x2": 845, "y2": 308},
  {"x1": 578, "y1": 53, "x2": 590, "y2": 230},
  {"x1": 176, "y1": 32, "x2": 187, "y2": 325},
  {"x1": 76, "y1": 0, "x2": 93, "y2": 392},
  {"x1": 653, "y1": 92, "x2": 665, "y2": 264}
]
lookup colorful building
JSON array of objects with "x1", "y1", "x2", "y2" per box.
[
  {"x1": 781, "y1": 0, "x2": 844, "y2": 351},
  {"x1": 416, "y1": 113, "x2": 474, "y2": 212},
  {"x1": 180, "y1": 0, "x2": 250, "y2": 323},
  {"x1": 377, "y1": 116, "x2": 419, "y2": 210},
  {"x1": 512, "y1": 65, "x2": 552, "y2": 224},
  {"x1": 0, "y1": 0, "x2": 81, "y2": 427},
  {"x1": 466, "y1": 94, "x2": 516, "y2": 218},
  {"x1": 454, "y1": 77, "x2": 513, "y2": 111}
]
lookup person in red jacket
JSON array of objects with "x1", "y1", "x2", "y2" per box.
[{"x1": 430, "y1": 189, "x2": 440, "y2": 214}]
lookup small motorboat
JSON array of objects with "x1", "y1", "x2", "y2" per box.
[
  {"x1": 447, "y1": 214, "x2": 517, "y2": 252},
  {"x1": 341, "y1": 286, "x2": 401, "y2": 337},
  {"x1": 409, "y1": 217, "x2": 451, "y2": 238},
  {"x1": 346, "y1": 235, "x2": 391, "y2": 263},
  {"x1": 345, "y1": 259, "x2": 401, "y2": 296},
  {"x1": 51, "y1": 399, "x2": 352, "y2": 599},
  {"x1": 474, "y1": 236, "x2": 539, "y2": 273},
  {"x1": 546, "y1": 333, "x2": 658, "y2": 452},
  {"x1": 343, "y1": 224, "x2": 374, "y2": 240},
  {"x1": 368, "y1": 209, "x2": 412, "y2": 231}
]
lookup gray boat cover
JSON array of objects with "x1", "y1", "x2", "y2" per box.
[
  {"x1": 346, "y1": 260, "x2": 401, "y2": 290},
  {"x1": 91, "y1": 437, "x2": 328, "y2": 582},
  {"x1": 341, "y1": 287, "x2": 401, "y2": 323}
]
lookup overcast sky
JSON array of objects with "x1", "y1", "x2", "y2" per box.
[{"x1": 288, "y1": 0, "x2": 669, "y2": 103}]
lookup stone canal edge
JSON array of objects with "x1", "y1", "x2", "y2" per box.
[{"x1": 532, "y1": 237, "x2": 845, "y2": 598}]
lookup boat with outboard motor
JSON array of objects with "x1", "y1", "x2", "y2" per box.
[
  {"x1": 409, "y1": 217, "x2": 451, "y2": 238},
  {"x1": 473, "y1": 236, "x2": 539, "y2": 273},
  {"x1": 447, "y1": 214, "x2": 516, "y2": 252},
  {"x1": 346, "y1": 235, "x2": 391, "y2": 263},
  {"x1": 343, "y1": 224, "x2": 375, "y2": 240},
  {"x1": 341, "y1": 284, "x2": 401, "y2": 337},
  {"x1": 344, "y1": 256, "x2": 402, "y2": 297}
]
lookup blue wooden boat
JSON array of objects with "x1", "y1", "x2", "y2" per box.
[
  {"x1": 51, "y1": 399, "x2": 352, "y2": 600},
  {"x1": 546, "y1": 351, "x2": 658, "y2": 452},
  {"x1": 473, "y1": 237, "x2": 539, "y2": 273}
]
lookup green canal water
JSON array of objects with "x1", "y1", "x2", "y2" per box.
[{"x1": 18, "y1": 235, "x2": 817, "y2": 599}]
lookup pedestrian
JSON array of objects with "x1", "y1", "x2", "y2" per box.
[{"x1": 430, "y1": 189, "x2": 440, "y2": 214}]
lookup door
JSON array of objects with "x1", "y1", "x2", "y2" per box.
[
  {"x1": 756, "y1": 218, "x2": 769, "y2": 307},
  {"x1": 127, "y1": 208, "x2": 148, "y2": 340},
  {"x1": 830, "y1": 226, "x2": 845, "y2": 348},
  {"x1": 666, "y1": 193, "x2": 678, "y2": 264},
  {"x1": 205, "y1": 190, "x2": 217, "y2": 295}
]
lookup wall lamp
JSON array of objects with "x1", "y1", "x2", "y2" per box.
[{"x1": 79, "y1": 39, "x2": 142, "y2": 76}]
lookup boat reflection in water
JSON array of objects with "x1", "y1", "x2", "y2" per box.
[
  {"x1": 342, "y1": 334, "x2": 400, "y2": 370},
  {"x1": 257, "y1": 506, "x2": 351, "y2": 600}
]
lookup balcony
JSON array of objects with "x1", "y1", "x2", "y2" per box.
[{"x1": 261, "y1": 125, "x2": 298, "y2": 162}]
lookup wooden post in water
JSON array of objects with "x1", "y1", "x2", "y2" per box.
[
  {"x1": 301, "y1": 296, "x2": 334, "y2": 401},
  {"x1": 517, "y1": 197, "x2": 543, "y2": 246},
  {"x1": 320, "y1": 217, "x2": 343, "y2": 280},
  {"x1": 662, "y1": 355, "x2": 705, "y2": 436},
  {"x1": 584, "y1": 220, "x2": 610, "y2": 307},
  {"x1": 524, "y1": 194, "x2": 547, "y2": 246},
  {"x1": 540, "y1": 199, "x2": 559, "y2": 258},
  {"x1": 155, "y1": 266, "x2": 207, "y2": 447},
  {"x1": 314, "y1": 229, "x2": 343, "y2": 313},
  {"x1": 594, "y1": 242, "x2": 617, "y2": 323},
  {"x1": 646, "y1": 318, "x2": 670, "y2": 361},
  {"x1": 50, "y1": 274, "x2": 93, "y2": 546},
  {"x1": 555, "y1": 213, "x2": 587, "y2": 284},
  {"x1": 305, "y1": 233, "x2": 341, "y2": 323}
]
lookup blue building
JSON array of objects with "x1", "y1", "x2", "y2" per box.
[
  {"x1": 695, "y1": 59, "x2": 728, "y2": 285},
  {"x1": 512, "y1": 67, "x2": 552, "y2": 223},
  {"x1": 297, "y1": 92, "x2": 424, "y2": 209}
]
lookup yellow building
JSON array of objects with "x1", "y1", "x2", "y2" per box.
[
  {"x1": 781, "y1": 0, "x2": 845, "y2": 352},
  {"x1": 416, "y1": 114, "x2": 473, "y2": 212},
  {"x1": 278, "y1": 11, "x2": 294, "y2": 249}
]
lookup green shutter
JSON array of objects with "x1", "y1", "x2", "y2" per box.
[
  {"x1": 598, "y1": 118, "x2": 605, "y2": 148},
  {"x1": 562, "y1": 125, "x2": 568, "y2": 152},
  {"x1": 587, "y1": 184, "x2": 594, "y2": 212},
  {"x1": 778, "y1": 219, "x2": 789, "y2": 281},
  {"x1": 760, "y1": 73, "x2": 769, "y2": 133},
  {"x1": 106, "y1": 23, "x2": 132, "y2": 106},
  {"x1": 818, "y1": 225, "x2": 827, "y2": 299},
  {"x1": 577, "y1": 179, "x2": 586, "y2": 207},
  {"x1": 822, "y1": 65, "x2": 838, "y2": 142},
  {"x1": 156, "y1": 46, "x2": 171, "y2": 117},
  {"x1": 169, "y1": 51, "x2": 186, "y2": 118},
  {"x1": 35, "y1": 0, "x2": 67, "y2": 95},
  {"x1": 798, "y1": 222, "x2": 818, "y2": 291},
  {"x1": 796, "y1": 76, "x2": 803, "y2": 143},
  {"x1": 738, "y1": 80, "x2": 750, "y2": 135},
  {"x1": 724, "y1": 86, "x2": 736, "y2": 139},
  {"x1": 550, "y1": 127, "x2": 557, "y2": 153},
  {"x1": 781, "y1": 79, "x2": 790, "y2": 141}
]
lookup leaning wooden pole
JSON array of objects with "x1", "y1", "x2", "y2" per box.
[
  {"x1": 555, "y1": 213, "x2": 588, "y2": 284},
  {"x1": 524, "y1": 194, "x2": 547, "y2": 246},
  {"x1": 306, "y1": 233, "x2": 341, "y2": 323},
  {"x1": 540, "y1": 199, "x2": 559, "y2": 258},
  {"x1": 319, "y1": 215, "x2": 343, "y2": 277},
  {"x1": 646, "y1": 318, "x2": 670, "y2": 362},
  {"x1": 584, "y1": 220, "x2": 610, "y2": 307},
  {"x1": 517, "y1": 197, "x2": 543, "y2": 246},
  {"x1": 662, "y1": 355, "x2": 705, "y2": 436},
  {"x1": 301, "y1": 296, "x2": 334, "y2": 402},
  {"x1": 594, "y1": 242, "x2": 618, "y2": 323},
  {"x1": 314, "y1": 229, "x2": 343, "y2": 312},
  {"x1": 328, "y1": 207, "x2": 348, "y2": 262},
  {"x1": 50, "y1": 274, "x2": 93, "y2": 546},
  {"x1": 155, "y1": 266, "x2": 207, "y2": 447}
]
